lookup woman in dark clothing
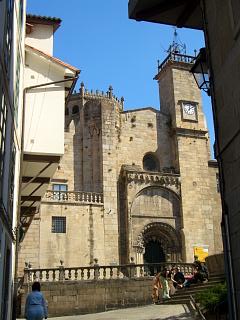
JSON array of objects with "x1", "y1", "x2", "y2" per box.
[{"x1": 173, "y1": 267, "x2": 185, "y2": 288}]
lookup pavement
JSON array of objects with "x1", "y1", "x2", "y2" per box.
[{"x1": 48, "y1": 304, "x2": 196, "y2": 320}]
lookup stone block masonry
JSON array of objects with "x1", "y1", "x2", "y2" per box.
[{"x1": 20, "y1": 278, "x2": 152, "y2": 317}]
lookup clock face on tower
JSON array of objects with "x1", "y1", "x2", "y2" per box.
[
  {"x1": 183, "y1": 104, "x2": 195, "y2": 115},
  {"x1": 181, "y1": 102, "x2": 198, "y2": 121}
]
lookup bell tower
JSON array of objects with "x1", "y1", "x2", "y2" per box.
[{"x1": 155, "y1": 34, "x2": 215, "y2": 262}]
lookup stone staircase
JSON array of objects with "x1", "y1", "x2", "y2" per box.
[{"x1": 163, "y1": 274, "x2": 225, "y2": 305}]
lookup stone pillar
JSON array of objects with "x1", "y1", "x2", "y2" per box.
[{"x1": 101, "y1": 98, "x2": 120, "y2": 264}]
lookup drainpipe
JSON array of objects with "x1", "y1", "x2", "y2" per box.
[{"x1": 12, "y1": 75, "x2": 79, "y2": 320}]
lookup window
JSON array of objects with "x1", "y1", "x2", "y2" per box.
[
  {"x1": 0, "y1": 225, "x2": 2, "y2": 259},
  {"x1": 18, "y1": 0, "x2": 24, "y2": 29},
  {"x1": 72, "y1": 105, "x2": 79, "y2": 114},
  {"x1": 0, "y1": 86, "x2": 8, "y2": 197},
  {"x1": 52, "y1": 184, "x2": 68, "y2": 200},
  {"x1": 143, "y1": 153, "x2": 159, "y2": 172},
  {"x1": 2, "y1": 247, "x2": 11, "y2": 320},
  {"x1": 8, "y1": 142, "x2": 15, "y2": 222},
  {"x1": 52, "y1": 216, "x2": 66, "y2": 233},
  {"x1": 3, "y1": 0, "x2": 14, "y2": 77},
  {"x1": 14, "y1": 50, "x2": 21, "y2": 123}
]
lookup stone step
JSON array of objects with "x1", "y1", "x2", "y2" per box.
[
  {"x1": 183, "y1": 279, "x2": 225, "y2": 288},
  {"x1": 175, "y1": 282, "x2": 224, "y2": 295},
  {"x1": 163, "y1": 278, "x2": 225, "y2": 306},
  {"x1": 161, "y1": 275, "x2": 226, "y2": 307},
  {"x1": 175, "y1": 282, "x2": 223, "y2": 293},
  {"x1": 209, "y1": 274, "x2": 225, "y2": 278},
  {"x1": 162, "y1": 297, "x2": 190, "y2": 305}
]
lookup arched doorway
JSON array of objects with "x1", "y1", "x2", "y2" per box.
[
  {"x1": 135, "y1": 222, "x2": 182, "y2": 271},
  {"x1": 144, "y1": 239, "x2": 165, "y2": 264}
]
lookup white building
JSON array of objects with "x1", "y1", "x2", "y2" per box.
[
  {"x1": 19, "y1": 14, "x2": 80, "y2": 242},
  {"x1": 0, "y1": 7, "x2": 79, "y2": 319},
  {"x1": 0, "y1": 1, "x2": 26, "y2": 319}
]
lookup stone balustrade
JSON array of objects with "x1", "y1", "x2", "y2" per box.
[
  {"x1": 42, "y1": 190, "x2": 103, "y2": 205},
  {"x1": 123, "y1": 168, "x2": 181, "y2": 195},
  {"x1": 157, "y1": 52, "x2": 195, "y2": 73},
  {"x1": 23, "y1": 262, "x2": 194, "y2": 283}
]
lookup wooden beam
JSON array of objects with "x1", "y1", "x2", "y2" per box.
[
  {"x1": 135, "y1": 0, "x2": 186, "y2": 20},
  {"x1": 21, "y1": 222, "x2": 30, "y2": 228},
  {"x1": 20, "y1": 206, "x2": 37, "y2": 216},
  {"x1": 21, "y1": 196, "x2": 41, "y2": 202},
  {"x1": 22, "y1": 176, "x2": 50, "y2": 184},
  {"x1": 23, "y1": 154, "x2": 61, "y2": 163},
  {"x1": 19, "y1": 215, "x2": 35, "y2": 242}
]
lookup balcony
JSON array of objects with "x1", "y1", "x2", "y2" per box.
[
  {"x1": 121, "y1": 165, "x2": 181, "y2": 196},
  {"x1": 42, "y1": 190, "x2": 104, "y2": 205},
  {"x1": 19, "y1": 44, "x2": 79, "y2": 240}
]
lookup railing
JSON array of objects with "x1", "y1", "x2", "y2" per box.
[
  {"x1": 190, "y1": 295, "x2": 207, "y2": 320},
  {"x1": 42, "y1": 190, "x2": 103, "y2": 205},
  {"x1": 158, "y1": 52, "x2": 195, "y2": 73},
  {"x1": 124, "y1": 169, "x2": 181, "y2": 195},
  {"x1": 23, "y1": 262, "x2": 194, "y2": 283}
]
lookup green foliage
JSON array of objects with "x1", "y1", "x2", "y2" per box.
[{"x1": 195, "y1": 282, "x2": 227, "y2": 312}]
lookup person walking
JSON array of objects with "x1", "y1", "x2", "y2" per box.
[
  {"x1": 24, "y1": 282, "x2": 48, "y2": 320},
  {"x1": 151, "y1": 272, "x2": 162, "y2": 304},
  {"x1": 160, "y1": 269, "x2": 171, "y2": 299}
]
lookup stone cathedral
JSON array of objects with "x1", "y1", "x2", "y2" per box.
[{"x1": 18, "y1": 52, "x2": 222, "y2": 272}]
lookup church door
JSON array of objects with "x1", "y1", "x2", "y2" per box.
[{"x1": 144, "y1": 240, "x2": 165, "y2": 274}]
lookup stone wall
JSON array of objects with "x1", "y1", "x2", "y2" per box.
[
  {"x1": 118, "y1": 108, "x2": 174, "y2": 171},
  {"x1": 20, "y1": 278, "x2": 152, "y2": 317},
  {"x1": 18, "y1": 203, "x2": 104, "y2": 272},
  {"x1": 18, "y1": 216, "x2": 41, "y2": 275}
]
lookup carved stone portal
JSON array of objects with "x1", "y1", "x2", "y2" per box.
[{"x1": 134, "y1": 222, "x2": 182, "y2": 263}]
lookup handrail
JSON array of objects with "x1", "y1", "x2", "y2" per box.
[
  {"x1": 157, "y1": 52, "x2": 196, "y2": 73},
  {"x1": 190, "y1": 295, "x2": 207, "y2": 320},
  {"x1": 42, "y1": 190, "x2": 103, "y2": 205},
  {"x1": 23, "y1": 262, "x2": 194, "y2": 283}
]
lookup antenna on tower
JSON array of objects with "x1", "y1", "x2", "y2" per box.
[{"x1": 167, "y1": 27, "x2": 187, "y2": 55}]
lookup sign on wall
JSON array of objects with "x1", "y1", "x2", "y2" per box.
[{"x1": 193, "y1": 246, "x2": 209, "y2": 262}]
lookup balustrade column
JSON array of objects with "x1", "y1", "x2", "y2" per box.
[
  {"x1": 59, "y1": 261, "x2": 65, "y2": 281},
  {"x1": 23, "y1": 267, "x2": 29, "y2": 283}
]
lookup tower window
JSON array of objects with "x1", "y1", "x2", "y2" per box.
[
  {"x1": 52, "y1": 216, "x2": 66, "y2": 233},
  {"x1": 143, "y1": 153, "x2": 159, "y2": 172},
  {"x1": 72, "y1": 105, "x2": 79, "y2": 114}
]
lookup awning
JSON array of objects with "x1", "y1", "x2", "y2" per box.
[
  {"x1": 128, "y1": 0, "x2": 203, "y2": 30},
  {"x1": 19, "y1": 153, "x2": 61, "y2": 240}
]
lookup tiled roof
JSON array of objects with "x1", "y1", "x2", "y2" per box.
[
  {"x1": 26, "y1": 14, "x2": 61, "y2": 23},
  {"x1": 25, "y1": 44, "x2": 80, "y2": 73},
  {"x1": 26, "y1": 14, "x2": 61, "y2": 31}
]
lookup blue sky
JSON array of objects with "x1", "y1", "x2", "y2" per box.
[{"x1": 27, "y1": 0, "x2": 215, "y2": 156}]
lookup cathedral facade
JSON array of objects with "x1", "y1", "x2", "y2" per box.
[{"x1": 18, "y1": 53, "x2": 222, "y2": 271}]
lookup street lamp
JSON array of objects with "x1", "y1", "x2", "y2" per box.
[{"x1": 191, "y1": 47, "x2": 210, "y2": 96}]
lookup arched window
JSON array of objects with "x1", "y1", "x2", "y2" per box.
[
  {"x1": 143, "y1": 153, "x2": 159, "y2": 172},
  {"x1": 72, "y1": 105, "x2": 79, "y2": 114}
]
